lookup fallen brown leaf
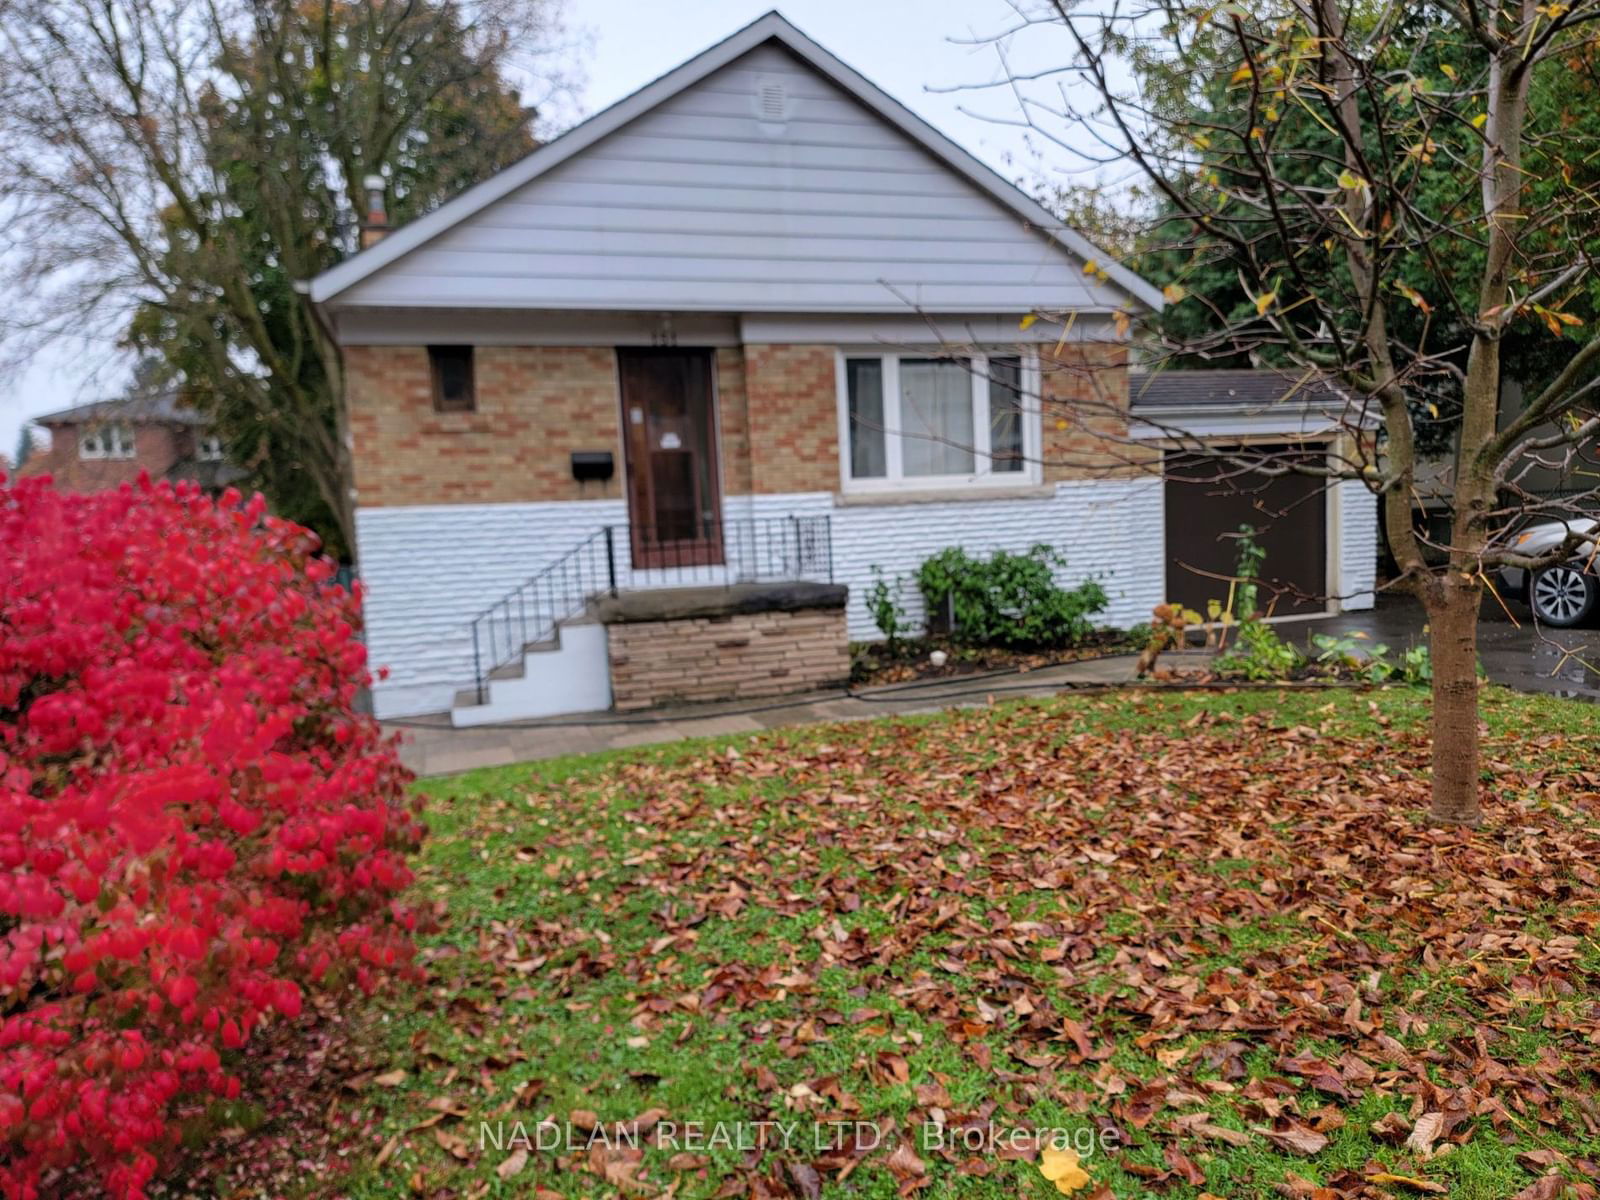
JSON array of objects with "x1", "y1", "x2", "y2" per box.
[
  {"x1": 374, "y1": 1134, "x2": 400, "y2": 1168},
  {"x1": 496, "y1": 1148, "x2": 529, "y2": 1180},
  {"x1": 1370, "y1": 1112, "x2": 1411, "y2": 1143},
  {"x1": 1369, "y1": 1172, "x2": 1447, "y2": 1194},
  {"x1": 1254, "y1": 1121, "x2": 1328, "y2": 1156},
  {"x1": 884, "y1": 1141, "x2": 927, "y2": 1179},
  {"x1": 1406, "y1": 1111, "x2": 1445, "y2": 1158},
  {"x1": 787, "y1": 1161, "x2": 823, "y2": 1200},
  {"x1": 1512, "y1": 1176, "x2": 1569, "y2": 1200}
]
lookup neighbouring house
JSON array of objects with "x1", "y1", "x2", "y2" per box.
[
  {"x1": 307, "y1": 11, "x2": 1378, "y2": 724},
  {"x1": 20, "y1": 394, "x2": 241, "y2": 494}
]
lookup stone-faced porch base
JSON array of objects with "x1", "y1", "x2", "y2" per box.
[{"x1": 595, "y1": 582, "x2": 848, "y2": 711}]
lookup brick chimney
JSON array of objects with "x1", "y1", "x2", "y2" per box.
[{"x1": 359, "y1": 174, "x2": 389, "y2": 248}]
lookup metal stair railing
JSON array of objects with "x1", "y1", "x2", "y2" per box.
[
  {"x1": 468, "y1": 528, "x2": 617, "y2": 704},
  {"x1": 465, "y1": 515, "x2": 833, "y2": 705}
]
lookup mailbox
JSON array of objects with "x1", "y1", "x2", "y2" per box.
[{"x1": 570, "y1": 451, "x2": 614, "y2": 483}]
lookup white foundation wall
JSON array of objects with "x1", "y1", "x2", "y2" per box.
[
  {"x1": 733, "y1": 480, "x2": 1167, "y2": 641},
  {"x1": 358, "y1": 479, "x2": 1169, "y2": 718},
  {"x1": 357, "y1": 498, "x2": 628, "y2": 718},
  {"x1": 1336, "y1": 479, "x2": 1379, "y2": 610}
]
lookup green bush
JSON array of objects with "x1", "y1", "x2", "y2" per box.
[
  {"x1": 915, "y1": 544, "x2": 1107, "y2": 648},
  {"x1": 1217, "y1": 618, "x2": 1303, "y2": 680},
  {"x1": 865, "y1": 566, "x2": 911, "y2": 652}
]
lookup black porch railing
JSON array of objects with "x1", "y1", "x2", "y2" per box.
[
  {"x1": 468, "y1": 515, "x2": 832, "y2": 704},
  {"x1": 469, "y1": 527, "x2": 617, "y2": 705},
  {"x1": 624, "y1": 514, "x2": 834, "y2": 582}
]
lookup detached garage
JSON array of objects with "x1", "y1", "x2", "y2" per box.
[{"x1": 1131, "y1": 370, "x2": 1379, "y2": 618}]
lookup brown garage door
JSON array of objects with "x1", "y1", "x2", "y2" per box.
[{"x1": 1164, "y1": 445, "x2": 1327, "y2": 616}]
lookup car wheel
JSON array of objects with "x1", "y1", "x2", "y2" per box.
[{"x1": 1530, "y1": 563, "x2": 1599, "y2": 627}]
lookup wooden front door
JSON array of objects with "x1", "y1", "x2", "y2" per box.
[{"x1": 617, "y1": 349, "x2": 724, "y2": 569}]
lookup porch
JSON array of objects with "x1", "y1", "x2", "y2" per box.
[{"x1": 454, "y1": 514, "x2": 840, "y2": 726}]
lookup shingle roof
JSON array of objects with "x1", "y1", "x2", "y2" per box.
[
  {"x1": 1129, "y1": 369, "x2": 1352, "y2": 412},
  {"x1": 33, "y1": 392, "x2": 208, "y2": 427}
]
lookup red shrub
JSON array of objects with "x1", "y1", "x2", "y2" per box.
[{"x1": 0, "y1": 475, "x2": 421, "y2": 1199}]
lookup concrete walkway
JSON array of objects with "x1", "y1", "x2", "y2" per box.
[{"x1": 385, "y1": 653, "x2": 1140, "y2": 776}]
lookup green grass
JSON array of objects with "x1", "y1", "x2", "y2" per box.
[{"x1": 324, "y1": 686, "x2": 1600, "y2": 1199}]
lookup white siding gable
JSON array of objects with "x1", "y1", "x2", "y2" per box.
[{"x1": 337, "y1": 42, "x2": 1131, "y2": 315}]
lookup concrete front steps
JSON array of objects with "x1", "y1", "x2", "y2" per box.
[{"x1": 450, "y1": 617, "x2": 611, "y2": 727}]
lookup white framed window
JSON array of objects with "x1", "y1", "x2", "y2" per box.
[
  {"x1": 78, "y1": 423, "x2": 135, "y2": 460},
  {"x1": 197, "y1": 434, "x2": 225, "y2": 462},
  {"x1": 836, "y1": 350, "x2": 1041, "y2": 491}
]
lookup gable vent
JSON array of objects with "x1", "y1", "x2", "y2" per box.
[{"x1": 755, "y1": 76, "x2": 789, "y2": 126}]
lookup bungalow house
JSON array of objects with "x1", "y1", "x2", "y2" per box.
[
  {"x1": 21, "y1": 393, "x2": 240, "y2": 494},
  {"x1": 307, "y1": 11, "x2": 1377, "y2": 723}
]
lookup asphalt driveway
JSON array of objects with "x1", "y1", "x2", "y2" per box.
[{"x1": 1294, "y1": 593, "x2": 1600, "y2": 701}]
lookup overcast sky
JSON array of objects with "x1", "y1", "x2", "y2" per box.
[{"x1": 2, "y1": 0, "x2": 1082, "y2": 463}]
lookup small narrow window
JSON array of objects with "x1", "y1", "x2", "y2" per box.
[
  {"x1": 845, "y1": 358, "x2": 887, "y2": 479},
  {"x1": 197, "y1": 434, "x2": 225, "y2": 462},
  {"x1": 988, "y1": 356, "x2": 1024, "y2": 473},
  {"x1": 429, "y1": 345, "x2": 475, "y2": 413}
]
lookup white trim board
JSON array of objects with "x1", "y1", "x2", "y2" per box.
[
  {"x1": 331, "y1": 309, "x2": 1118, "y2": 349},
  {"x1": 1130, "y1": 411, "x2": 1354, "y2": 439},
  {"x1": 307, "y1": 12, "x2": 1164, "y2": 313},
  {"x1": 739, "y1": 313, "x2": 1118, "y2": 346},
  {"x1": 333, "y1": 308, "x2": 743, "y2": 347}
]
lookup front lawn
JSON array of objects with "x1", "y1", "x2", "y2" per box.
[{"x1": 342, "y1": 688, "x2": 1600, "y2": 1199}]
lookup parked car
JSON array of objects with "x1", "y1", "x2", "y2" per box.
[{"x1": 1499, "y1": 518, "x2": 1599, "y2": 626}]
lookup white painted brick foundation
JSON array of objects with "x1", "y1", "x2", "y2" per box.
[
  {"x1": 731, "y1": 480, "x2": 1167, "y2": 641},
  {"x1": 358, "y1": 475, "x2": 1374, "y2": 719},
  {"x1": 356, "y1": 498, "x2": 626, "y2": 718}
]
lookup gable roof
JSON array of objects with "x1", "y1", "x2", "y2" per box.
[{"x1": 307, "y1": 11, "x2": 1162, "y2": 314}]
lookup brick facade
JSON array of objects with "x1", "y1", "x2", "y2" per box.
[
  {"x1": 742, "y1": 344, "x2": 840, "y2": 494},
  {"x1": 345, "y1": 339, "x2": 1133, "y2": 507},
  {"x1": 20, "y1": 424, "x2": 191, "y2": 491},
  {"x1": 1040, "y1": 343, "x2": 1153, "y2": 481},
  {"x1": 344, "y1": 344, "x2": 625, "y2": 508},
  {"x1": 607, "y1": 605, "x2": 848, "y2": 710},
  {"x1": 715, "y1": 346, "x2": 754, "y2": 496}
]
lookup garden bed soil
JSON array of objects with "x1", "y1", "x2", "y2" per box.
[{"x1": 848, "y1": 630, "x2": 1136, "y2": 686}]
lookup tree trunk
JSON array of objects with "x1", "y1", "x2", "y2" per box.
[{"x1": 1424, "y1": 579, "x2": 1484, "y2": 825}]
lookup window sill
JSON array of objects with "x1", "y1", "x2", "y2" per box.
[
  {"x1": 423, "y1": 413, "x2": 491, "y2": 434},
  {"x1": 834, "y1": 483, "x2": 1053, "y2": 506}
]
